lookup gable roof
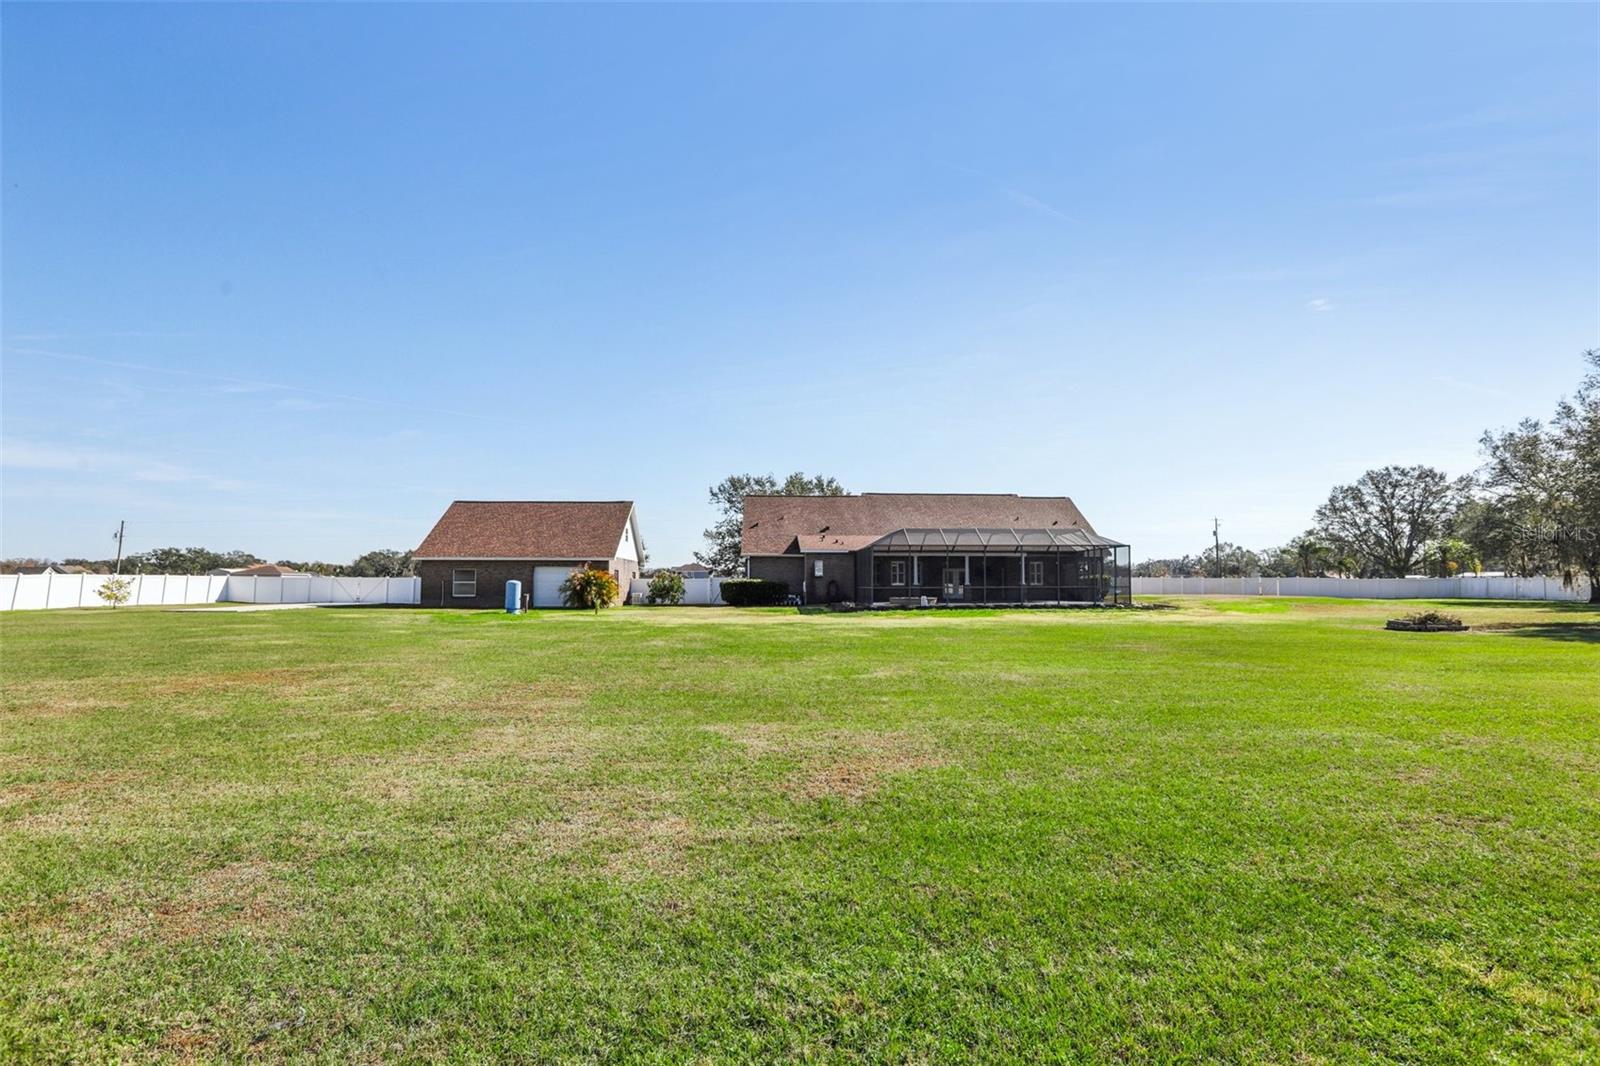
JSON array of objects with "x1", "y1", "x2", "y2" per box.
[
  {"x1": 416, "y1": 501, "x2": 637, "y2": 560},
  {"x1": 230, "y1": 563, "x2": 302, "y2": 576},
  {"x1": 742, "y1": 493, "x2": 1096, "y2": 556}
]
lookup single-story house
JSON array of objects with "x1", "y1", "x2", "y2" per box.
[
  {"x1": 208, "y1": 563, "x2": 304, "y2": 577},
  {"x1": 414, "y1": 500, "x2": 644, "y2": 608},
  {"x1": 742, "y1": 492, "x2": 1130, "y2": 606},
  {"x1": 669, "y1": 562, "x2": 712, "y2": 579}
]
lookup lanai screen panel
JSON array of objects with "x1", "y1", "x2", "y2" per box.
[{"x1": 861, "y1": 528, "x2": 1132, "y2": 605}]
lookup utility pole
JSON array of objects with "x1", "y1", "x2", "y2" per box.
[
  {"x1": 112, "y1": 521, "x2": 126, "y2": 575},
  {"x1": 1213, "y1": 518, "x2": 1222, "y2": 578}
]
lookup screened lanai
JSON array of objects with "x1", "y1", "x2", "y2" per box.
[{"x1": 855, "y1": 528, "x2": 1132, "y2": 605}]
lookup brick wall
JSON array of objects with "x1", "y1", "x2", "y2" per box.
[
  {"x1": 802, "y1": 553, "x2": 856, "y2": 604},
  {"x1": 746, "y1": 556, "x2": 803, "y2": 596},
  {"x1": 415, "y1": 559, "x2": 635, "y2": 609}
]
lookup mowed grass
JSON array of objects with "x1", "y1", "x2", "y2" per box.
[{"x1": 1, "y1": 598, "x2": 1596, "y2": 1063}]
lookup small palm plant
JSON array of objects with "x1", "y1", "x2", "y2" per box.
[{"x1": 560, "y1": 567, "x2": 619, "y2": 613}]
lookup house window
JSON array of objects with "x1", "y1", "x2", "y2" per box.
[
  {"x1": 451, "y1": 568, "x2": 476, "y2": 597},
  {"x1": 889, "y1": 560, "x2": 906, "y2": 586},
  {"x1": 1028, "y1": 560, "x2": 1045, "y2": 586}
]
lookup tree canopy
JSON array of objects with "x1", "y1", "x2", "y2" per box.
[
  {"x1": 1312, "y1": 465, "x2": 1469, "y2": 578},
  {"x1": 694, "y1": 472, "x2": 847, "y2": 576}
]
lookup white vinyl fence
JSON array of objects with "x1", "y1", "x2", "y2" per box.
[
  {"x1": 628, "y1": 575, "x2": 727, "y2": 606},
  {"x1": 1132, "y1": 575, "x2": 1591, "y2": 602},
  {"x1": 0, "y1": 572, "x2": 421, "y2": 611}
]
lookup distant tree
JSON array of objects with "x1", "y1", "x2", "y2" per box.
[
  {"x1": 95, "y1": 576, "x2": 133, "y2": 608},
  {"x1": 1, "y1": 558, "x2": 57, "y2": 574},
  {"x1": 1257, "y1": 544, "x2": 1301, "y2": 578},
  {"x1": 1313, "y1": 465, "x2": 1469, "y2": 577},
  {"x1": 274, "y1": 559, "x2": 342, "y2": 576},
  {"x1": 1198, "y1": 541, "x2": 1261, "y2": 578},
  {"x1": 1478, "y1": 350, "x2": 1600, "y2": 601},
  {"x1": 215, "y1": 550, "x2": 265, "y2": 570},
  {"x1": 1451, "y1": 497, "x2": 1542, "y2": 576},
  {"x1": 1260, "y1": 528, "x2": 1337, "y2": 573},
  {"x1": 1133, "y1": 554, "x2": 1204, "y2": 578},
  {"x1": 130, "y1": 547, "x2": 263, "y2": 574},
  {"x1": 561, "y1": 567, "x2": 620, "y2": 613},
  {"x1": 695, "y1": 472, "x2": 848, "y2": 576},
  {"x1": 1422, "y1": 537, "x2": 1481, "y2": 577},
  {"x1": 347, "y1": 549, "x2": 414, "y2": 577}
]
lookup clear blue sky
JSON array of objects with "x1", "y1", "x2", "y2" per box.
[{"x1": 3, "y1": 3, "x2": 1596, "y2": 566}]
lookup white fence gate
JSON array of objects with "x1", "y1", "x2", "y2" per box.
[
  {"x1": 1131, "y1": 575, "x2": 1591, "y2": 602},
  {"x1": 0, "y1": 573, "x2": 421, "y2": 611},
  {"x1": 628, "y1": 575, "x2": 727, "y2": 606}
]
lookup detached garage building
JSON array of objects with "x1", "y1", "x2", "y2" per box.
[{"x1": 414, "y1": 500, "x2": 643, "y2": 608}]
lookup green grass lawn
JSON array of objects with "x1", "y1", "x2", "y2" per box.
[{"x1": 2, "y1": 598, "x2": 1596, "y2": 1063}]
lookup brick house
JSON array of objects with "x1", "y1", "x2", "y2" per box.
[
  {"x1": 741, "y1": 493, "x2": 1130, "y2": 606},
  {"x1": 414, "y1": 501, "x2": 643, "y2": 608}
]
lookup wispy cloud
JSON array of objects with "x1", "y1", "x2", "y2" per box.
[
  {"x1": 947, "y1": 164, "x2": 1081, "y2": 225},
  {"x1": 1001, "y1": 187, "x2": 1079, "y2": 224},
  {"x1": 1359, "y1": 173, "x2": 1534, "y2": 209},
  {"x1": 1361, "y1": 132, "x2": 1583, "y2": 209},
  {"x1": 4, "y1": 346, "x2": 518, "y2": 425},
  {"x1": 1305, "y1": 297, "x2": 1334, "y2": 312},
  {"x1": 1430, "y1": 376, "x2": 1513, "y2": 400},
  {"x1": 1, "y1": 330, "x2": 196, "y2": 343},
  {"x1": 1, "y1": 439, "x2": 247, "y2": 490}
]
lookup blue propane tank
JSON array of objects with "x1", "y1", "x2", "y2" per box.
[{"x1": 505, "y1": 579, "x2": 522, "y2": 614}]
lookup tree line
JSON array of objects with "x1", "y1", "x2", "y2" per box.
[
  {"x1": 1, "y1": 547, "x2": 416, "y2": 577},
  {"x1": 1136, "y1": 350, "x2": 1600, "y2": 602}
]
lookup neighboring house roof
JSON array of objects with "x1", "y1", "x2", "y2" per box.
[
  {"x1": 415, "y1": 501, "x2": 638, "y2": 560},
  {"x1": 671, "y1": 563, "x2": 711, "y2": 573},
  {"x1": 221, "y1": 563, "x2": 303, "y2": 576},
  {"x1": 742, "y1": 493, "x2": 1096, "y2": 556},
  {"x1": 15, "y1": 563, "x2": 90, "y2": 574}
]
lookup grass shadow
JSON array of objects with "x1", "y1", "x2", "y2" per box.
[
  {"x1": 1478, "y1": 622, "x2": 1600, "y2": 644},
  {"x1": 1439, "y1": 599, "x2": 1599, "y2": 614}
]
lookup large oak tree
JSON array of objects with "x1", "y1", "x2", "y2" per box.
[{"x1": 1313, "y1": 465, "x2": 1469, "y2": 578}]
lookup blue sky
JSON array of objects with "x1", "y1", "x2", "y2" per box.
[{"x1": 3, "y1": 4, "x2": 1596, "y2": 566}]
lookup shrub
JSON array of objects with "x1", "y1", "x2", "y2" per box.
[
  {"x1": 646, "y1": 570, "x2": 685, "y2": 605},
  {"x1": 560, "y1": 567, "x2": 619, "y2": 613},
  {"x1": 719, "y1": 578, "x2": 788, "y2": 607},
  {"x1": 1401, "y1": 610, "x2": 1464, "y2": 627},
  {"x1": 95, "y1": 576, "x2": 133, "y2": 608}
]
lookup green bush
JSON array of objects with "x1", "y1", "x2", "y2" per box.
[
  {"x1": 559, "y1": 567, "x2": 619, "y2": 612},
  {"x1": 719, "y1": 578, "x2": 788, "y2": 607},
  {"x1": 95, "y1": 576, "x2": 133, "y2": 608},
  {"x1": 646, "y1": 570, "x2": 685, "y2": 605}
]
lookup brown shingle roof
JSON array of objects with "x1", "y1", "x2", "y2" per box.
[
  {"x1": 741, "y1": 493, "x2": 1095, "y2": 556},
  {"x1": 416, "y1": 501, "x2": 635, "y2": 560},
  {"x1": 232, "y1": 563, "x2": 302, "y2": 576}
]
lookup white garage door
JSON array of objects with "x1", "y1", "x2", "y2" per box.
[{"x1": 532, "y1": 566, "x2": 574, "y2": 608}]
